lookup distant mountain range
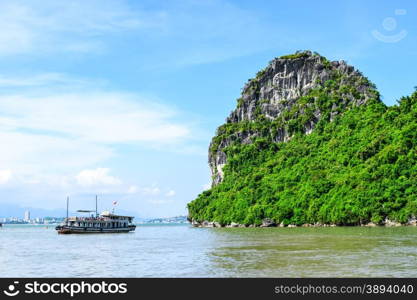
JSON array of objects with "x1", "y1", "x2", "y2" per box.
[
  {"x1": 0, "y1": 202, "x2": 188, "y2": 222},
  {"x1": 0, "y1": 203, "x2": 67, "y2": 219},
  {"x1": 137, "y1": 216, "x2": 188, "y2": 224}
]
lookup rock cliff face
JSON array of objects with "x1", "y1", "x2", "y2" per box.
[
  {"x1": 188, "y1": 52, "x2": 417, "y2": 227},
  {"x1": 209, "y1": 51, "x2": 378, "y2": 186}
]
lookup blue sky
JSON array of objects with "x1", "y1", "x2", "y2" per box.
[{"x1": 0, "y1": 0, "x2": 416, "y2": 218}]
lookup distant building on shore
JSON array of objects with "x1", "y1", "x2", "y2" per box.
[{"x1": 24, "y1": 210, "x2": 30, "y2": 221}]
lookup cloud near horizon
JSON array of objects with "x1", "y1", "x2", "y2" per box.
[
  {"x1": 0, "y1": 73, "x2": 194, "y2": 192},
  {"x1": 75, "y1": 168, "x2": 122, "y2": 187},
  {"x1": 0, "y1": 169, "x2": 12, "y2": 184}
]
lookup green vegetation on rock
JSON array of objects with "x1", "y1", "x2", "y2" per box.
[
  {"x1": 188, "y1": 52, "x2": 417, "y2": 226},
  {"x1": 279, "y1": 51, "x2": 311, "y2": 60}
]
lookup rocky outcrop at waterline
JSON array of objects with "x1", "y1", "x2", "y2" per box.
[{"x1": 191, "y1": 217, "x2": 417, "y2": 228}]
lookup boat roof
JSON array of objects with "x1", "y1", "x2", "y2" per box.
[{"x1": 100, "y1": 211, "x2": 134, "y2": 218}]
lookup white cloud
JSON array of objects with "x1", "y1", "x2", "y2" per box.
[
  {"x1": 0, "y1": 130, "x2": 113, "y2": 176},
  {"x1": 0, "y1": 0, "x2": 296, "y2": 67},
  {"x1": 128, "y1": 185, "x2": 177, "y2": 199},
  {"x1": 0, "y1": 73, "x2": 193, "y2": 187},
  {"x1": 0, "y1": 170, "x2": 12, "y2": 184},
  {"x1": 140, "y1": 186, "x2": 161, "y2": 196},
  {"x1": 0, "y1": 92, "x2": 189, "y2": 144},
  {"x1": 147, "y1": 199, "x2": 174, "y2": 205},
  {"x1": 0, "y1": 0, "x2": 162, "y2": 56},
  {"x1": 127, "y1": 185, "x2": 138, "y2": 194},
  {"x1": 75, "y1": 168, "x2": 121, "y2": 187},
  {"x1": 0, "y1": 73, "x2": 103, "y2": 88},
  {"x1": 165, "y1": 190, "x2": 176, "y2": 197}
]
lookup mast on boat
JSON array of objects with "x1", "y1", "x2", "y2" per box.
[{"x1": 66, "y1": 196, "x2": 69, "y2": 225}]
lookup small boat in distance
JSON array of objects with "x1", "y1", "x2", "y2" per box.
[{"x1": 55, "y1": 196, "x2": 136, "y2": 234}]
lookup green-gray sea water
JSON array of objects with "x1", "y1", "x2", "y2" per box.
[{"x1": 1, "y1": 224, "x2": 417, "y2": 277}]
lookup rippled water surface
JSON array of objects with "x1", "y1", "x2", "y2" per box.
[{"x1": 1, "y1": 224, "x2": 417, "y2": 277}]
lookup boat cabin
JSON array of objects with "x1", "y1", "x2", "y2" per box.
[{"x1": 66, "y1": 211, "x2": 134, "y2": 229}]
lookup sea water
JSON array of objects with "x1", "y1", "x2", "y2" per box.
[{"x1": 1, "y1": 224, "x2": 417, "y2": 277}]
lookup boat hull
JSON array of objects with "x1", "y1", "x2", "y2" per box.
[{"x1": 55, "y1": 225, "x2": 136, "y2": 234}]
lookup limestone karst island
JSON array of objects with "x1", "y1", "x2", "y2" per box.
[{"x1": 187, "y1": 51, "x2": 417, "y2": 228}]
